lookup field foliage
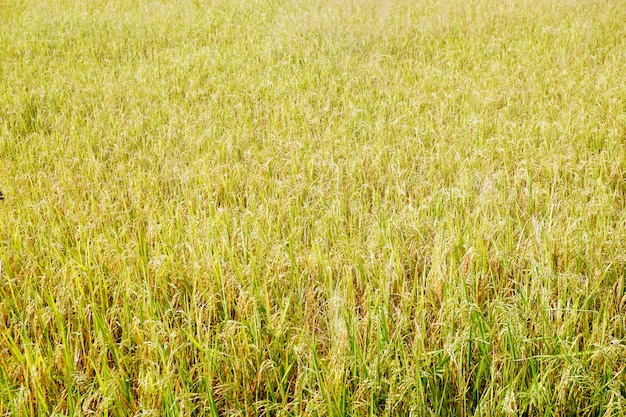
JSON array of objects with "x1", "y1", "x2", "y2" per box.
[{"x1": 1, "y1": 0, "x2": 625, "y2": 415}]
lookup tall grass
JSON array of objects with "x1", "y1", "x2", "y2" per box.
[{"x1": 1, "y1": 0, "x2": 625, "y2": 415}]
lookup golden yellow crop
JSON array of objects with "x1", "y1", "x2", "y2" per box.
[{"x1": 1, "y1": 0, "x2": 624, "y2": 415}]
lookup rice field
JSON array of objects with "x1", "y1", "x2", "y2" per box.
[{"x1": 0, "y1": 0, "x2": 625, "y2": 415}]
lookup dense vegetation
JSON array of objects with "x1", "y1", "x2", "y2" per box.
[{"x1": 1, "y1": 0, "x2": 625, "y2": 415}]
